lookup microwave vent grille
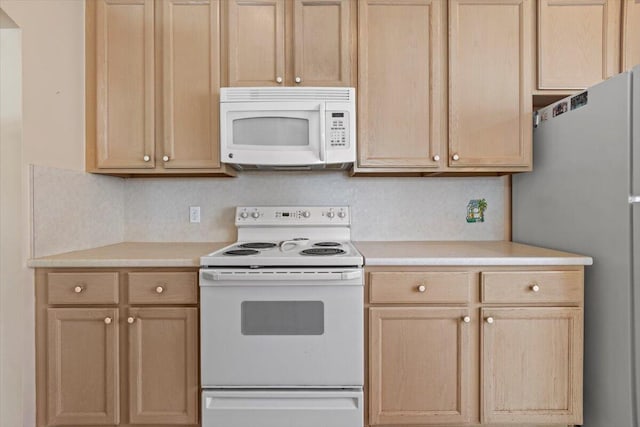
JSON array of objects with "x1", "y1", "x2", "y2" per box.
[{"x1": 221, "y1": 87, "x2": 353, "y2": 102}]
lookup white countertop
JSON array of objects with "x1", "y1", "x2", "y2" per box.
[
  {"x1": 27, "y1": 242, "x2": 230, "y2": 268},
  {"x1": 28, "y1": 240, "x2": 592, "y2": 268},
  {"x1": 353, "y1": 241, "x2": 593, "y2": 266}
]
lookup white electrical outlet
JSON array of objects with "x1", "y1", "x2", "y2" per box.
[{"x1": 189, "y1": 206, "x2": 201, "y2": 223}]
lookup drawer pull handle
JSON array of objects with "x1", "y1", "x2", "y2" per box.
[
  {"x1": 104, "y1": 317, "x2": 112, "y2": 325},
  {"x1": 417, "y1": 285, "x2": 426, "y2": 293},
  {"x1": 74, "y1": 285, "x2": 84, "y2": 293},
  {"x1": 462, "y1": 316, "x2": 471, "y2": 323},
  {"x1": 127, "y1": 317, "x2": 136, "y2": 324},
  {"x1": 155, "y1": 286, "x2": 165, "y2": 294},
  {"x1": 485, "y1": 317, "x2": 494, "y2": 324},
  {"x1": 531, "y1": 284, "x2": 540, "y2": 292}
]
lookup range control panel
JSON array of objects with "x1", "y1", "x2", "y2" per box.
[
  {"x1": 236, "y1": 206, "x2": 350, "y2": 226},
  {"x1": 327, "y1": 111, "x2": 349, "y2": 149}
]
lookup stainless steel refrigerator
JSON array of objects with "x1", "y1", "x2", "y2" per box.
[{"x1": 513, "y1": 65, "x2": 640, "y2": 426}]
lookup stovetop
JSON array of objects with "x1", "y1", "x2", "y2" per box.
[
  {"x1": 200, "y1": 206, "x2": 363, "y2": 267},
  {"x1": 201, "y1": 239, "x2": 363, "y2": 267}
]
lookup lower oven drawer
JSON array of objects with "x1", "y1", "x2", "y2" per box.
[{"x1": 202, "y1": 390, "x2": 363, "y2": 427}]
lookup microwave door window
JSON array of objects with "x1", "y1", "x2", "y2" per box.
[{"x1": 233, "y1": 117, "x2": 310, "y2": 147}]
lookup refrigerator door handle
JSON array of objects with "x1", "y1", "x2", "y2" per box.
[{"x1": 629, "y1": 196, "x2": 640, "y2": 204}]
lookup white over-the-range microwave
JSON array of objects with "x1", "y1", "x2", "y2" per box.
[{"x1": 219, "y1": 87, "x2": 356, "y2": 169}]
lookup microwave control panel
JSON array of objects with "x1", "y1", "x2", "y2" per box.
[{"x1": 327, "y1": 112, "x2": 349, "y2": 149}]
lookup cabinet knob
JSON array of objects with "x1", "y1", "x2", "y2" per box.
[
  {"x1": 417, "y1": 285, "x2": 426, "y2": 293},
  {"x1": 74, "y1": 285, "x2": 84, "y2": 293},
  {"x1": 143, "y1": 155, "x2": 150, "y2": 162},
  {"x1": 531, "y1": 284, "x2": 540, "y2": 292},
  {"x1": 295, "y1": 76, "x2": 302, "y2": 84},
  {"x1": 276, "y1": 76, "x2": 283, "y2": 84},
  {"x1": 433, "y1": 155, "x2": 440, "y2": 162},
  {"x1": 463, "y1": 316, "x2": 471, "y2": 323},
  {"x1": 162, "y1": 155, "x2": 169, "y2": 162},
  {"x1": 104, "y1": 317, "x2": 112, "y2": 325},
  {"x1": 127, "y1": 317, "x2": 135, "y2": 324},
  {"x1": 155, "y1": 286, "x2": 165, "y2": 294},
  {"x1": 485, "y1": 317, "x2": 494, "y2": 324},
  {"x1": 452, "y1": 153, "x2": 460, "y2": 161}
]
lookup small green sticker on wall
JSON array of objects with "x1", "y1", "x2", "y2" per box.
[{"x1": 466, "y1": 199, "x2": 487, "y2": 223}]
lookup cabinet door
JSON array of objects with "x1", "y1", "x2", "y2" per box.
[
  {"x1": 622, "y1": 0, "x2": 640, "y2": 71},
  {"x1": 160, "y1": 0, "x2": 222, "y2": 169},
  {"x1": 449, "y1": 0, "x2": 532, "y2": 169},
  {"x1": 46, "y1": 308, "x2": 119, "y2": 425},
  {"x1": 226, "y1": 0, "x2": 285, "y2": 86},
  {"x1": 128, "y1": 307, "x2": 198, "y2": 424},
  {"x1": 538, "y1": 0, "x2": 621, "y2": 90},
  {"x1": 357, "y1": 0, "x2": 445, "y2": 169},
  {"x1": 95, "y1": 0, "x2": 155, "y2": 169},
  {"x1": 482, "y1": 308, "x2": 583, "y2": 424},
  {"x1": 293, "y1": 0, "x2": 352, "y2": 87},
  {"x1": 369, "y1": 307, "x2": 470, "y2": 425}
]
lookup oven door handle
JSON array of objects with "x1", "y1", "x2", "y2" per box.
[{"x1": 201, "y1": 270, "x2": 361, "y2": 283}]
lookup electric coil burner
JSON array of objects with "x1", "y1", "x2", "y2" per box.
[
  {"x1": 223, "y1": 249, "x2": 260, "y2": 256},
  {"x1": 238, "y1": 242, "x2": 277, "y2": 249},
  {"x1": 313, "y1": 241, "x2": 342, "y2": 247},
  {"x1": 200, "y1": 206, "x2": 363, "y2": 427},
  {"x1": 301, "y1": 248, "x2": 347, "y2": 256}
]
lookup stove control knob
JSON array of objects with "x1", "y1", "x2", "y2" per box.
[
  {"x1": 327, "y1": 211, "x2": 335, "y2": 218},
  {"x1": 251, "y1": 211, "x2": 260, "y2": 219},
  {"x1": 240, "y1": 212, "x2": 248, "y2": 219},
  {"x1": 338, "y1": 211, "x2": 346, "y2": 219},
  {"x1": 302, "y1": 211, "x2": 311, "y2": 218}
]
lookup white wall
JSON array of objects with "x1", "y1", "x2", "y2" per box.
[
  {"x1": 0, "y1": 2, "x2": 85, "y2": 426},
  {"x1": 0, "y1": 0, "x2": 85, "y2": 173},
  {"x1": 0, "y1": 9, "x2": 25, "y2": 427}
]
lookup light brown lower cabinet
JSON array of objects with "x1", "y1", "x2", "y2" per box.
[
  {"x1": 369, "y1": 307, "x2": 470, "y2": 425},
  {"x1": 482, "y1": 307, "x2": 583, "y2": 425},
  {"x1": 46, "y1": 308, "x2": 120, "y2": 426},
  {"x1": 36, "y1": 269, "x2": 199, "y2": 427},
  {"x1": 366, "y1": 266, "x2": 584, "y2": 427}
]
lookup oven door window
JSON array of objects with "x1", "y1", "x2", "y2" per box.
[{"x1": 241, "y1": 301, "x2": 324, "y2": 335}]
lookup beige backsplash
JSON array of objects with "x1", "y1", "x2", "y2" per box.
[
  {"x1": 31, "y1": 165, "x2": 125, "y2": 257},
  {"x1": 32, "y1": 165, "x2": 507, "y2": 256}
]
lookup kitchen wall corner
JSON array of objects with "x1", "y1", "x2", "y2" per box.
[{"x1": 30, "y1": 165, "x2": 125, "y2": 257}]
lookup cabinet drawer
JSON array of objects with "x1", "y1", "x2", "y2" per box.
[
  {"x1": 481, "y1": 271, "x2": 582, "y2": 304},
  {"x1": 128, "y1": 272, "x2": 197, "y2": 304},
  {"x1": 369, "y1": 272, "x2": 471, "y2": 304},
  {"x1": 47, "y1": 272, "x2": 119, "y2": 305}
]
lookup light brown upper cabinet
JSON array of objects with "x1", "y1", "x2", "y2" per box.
[
  {"x1": 448, "y1": 0, "x2": 533, "y2": 170},
  {"x1": 356, "y1": 0, "x2": 532, "y2": 174},
  {"x1": 225, "y1": 0, "x2": 285, "y2": 86},
  {"x1": 622, "y1": 0, "x2": 640, "y2": 71},
  {"x1": 159, "y1": 0, "x2": 222, "y2": 170},
  {"x1": 91, "y1": 0, "x2": 155, "y2": 170},
  {"x1": 357, "y1": 0, "x2": 446, "y2": 170},
  {"x1": 537, "y1": 0, "x2": 621, "y2": 91},
  {"x1": 224, "y1": 0, "x2": 354, "y2": 87},
  {"x1": 86, "y1": 0, "x2": 233, "y2": 176}
]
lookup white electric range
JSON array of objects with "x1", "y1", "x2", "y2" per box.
[{"x1": 199, "y1": 206, "x2": 364, "y2": 427}]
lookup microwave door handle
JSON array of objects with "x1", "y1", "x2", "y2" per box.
[{"x1": 319, "y1": 104, "x2": 326, "y2": 162}]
